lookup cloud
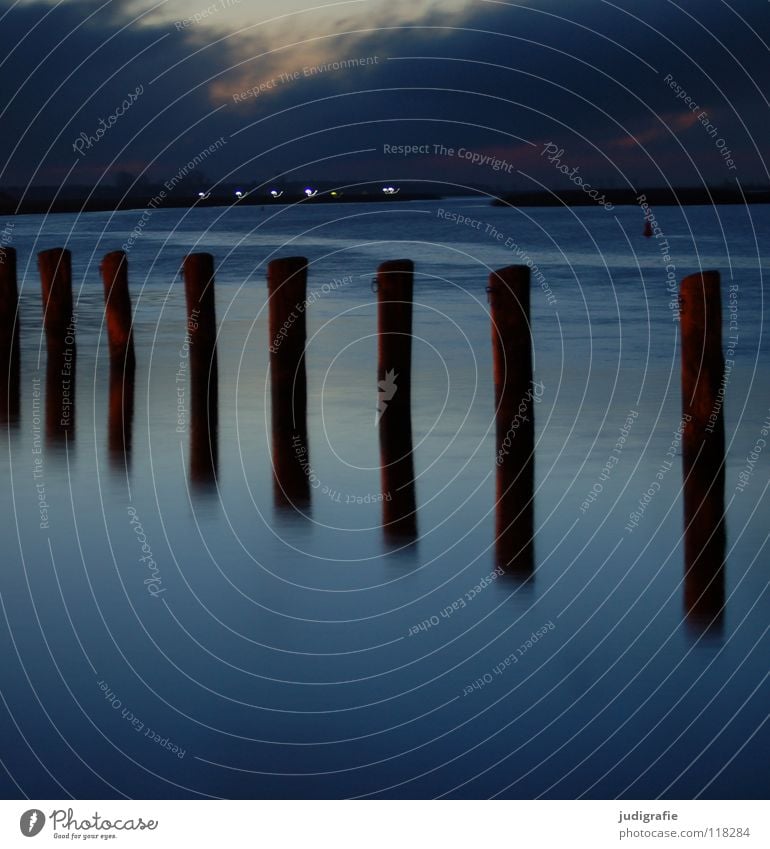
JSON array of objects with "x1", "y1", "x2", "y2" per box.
[
  {"x1": 609, "y1": 110, "x2": 703, "y2": 149},
  {"x1": 0, "y1": 0, "x2": 767, "y2": 188}
]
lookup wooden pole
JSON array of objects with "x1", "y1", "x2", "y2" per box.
[
  {"x1": 101, "y1": 250, "x2": 135, "y2": 469},
  {"x1": 39, "y1": 248, "x2": 75, "y2": 441},
  {"x1": 489, "y1": 265, "x2": 534, "y2": 575},
  {"x1": 680, "y1": 270, "x2": 726, "y2": 632},
  {"x1": 100, "y1": 250, "x2": 135, "y2": 368},
  {"x1": 181, "y1": 253, "x2": 218, "y2": 488},
  {"x1": 377, "y1": 259, "x2": 413, "y2": 409},
  {"x1": 0, "y1": 247, "x2": 20, "y2": 425},
  {"x1": 267, "y1": 256, "x2": 309, "y2": 509},
  {"x1": 680, "y1": 271, "x2": 725, "y2": 453},
  {"x1": 377, "y1": 259, "x2": 417, "y2": 541},
  {"x1": 38, "y1": 248, "x2": 73, "y2": 334}
]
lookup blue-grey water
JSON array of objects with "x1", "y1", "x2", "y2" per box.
[{"x1": 0, "y1": 198, "x2": 768, "y2": 799}]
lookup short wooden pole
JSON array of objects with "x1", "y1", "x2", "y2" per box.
[
  {"x1": 680, "y1": 270, "x2": 726, "y2": 632},
  {"x1": 267, "y1": 256, "x2": 309, "y2": 508},
  {"x1": 377, "y1": 259, "x2": 417, "y2": 541},
  {"x1": 489, "y1": 265, "x2": 534, "y2": 575},
  {"x1": 0, "y1": 246, "x2": 18, "y2": 337},
  {"x1": 100, "y1": 250, "x2": 135, "y2": 367},
  {"x1": 38, "y1": 248, "x2": 73, "y2": 334},
  {"x1": 377, "y1": 259, "x2": 413, "y2": 410},
  {"x1": 182, "y1": 253, "x2": 218, "y2": 488},
  {"x1": 0, "y1": 247, "x2": 20, "y2": 425},
  {"x1": 680, "y1": 271, "x2": 725, "y2": 454}
]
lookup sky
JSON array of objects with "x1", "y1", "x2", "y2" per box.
[{"x1": 1, "y1": 0, "x2": 768, "y2": 192}]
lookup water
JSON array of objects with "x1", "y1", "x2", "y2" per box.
[{"x1": 0, "y1": 198, "x2": 768, "y2": 799}]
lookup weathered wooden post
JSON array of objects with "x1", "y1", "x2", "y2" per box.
[
  {"x1": 377, "y1": 259, "x2": 417, "y2": 541},
  {"x1": 100, "y1": 250, "x2": 135, "y2": 367},
  {"x1": 680, "y1": 270, "x2": 726, "y2": 632},
  {"x1": 38, "y1": 248, "x2": 75, "y2": 441},
  {"x1": 182, "y1": 253, "x2": 218, "y2": 488},
  {"x1": 39, "y1": 248, "x2": 73, "y2": 335},
  {"x1": 489, "y1": 265, "x2": 534, "y2": 576},
  {"x1": 101, "y1": 251, "x2": 136, "y2": 468},
  {"x1": 267, "y1": 256, "x2": 310, "y2": 508},
  {"x1": 0, "y1": 247, "x2": 20, "y2": 425}
]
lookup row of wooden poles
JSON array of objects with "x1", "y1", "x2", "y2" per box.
[{"x1": 0, "y1": 246, "x2": 726, "y2": 631}]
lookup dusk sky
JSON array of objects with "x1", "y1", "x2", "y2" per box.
[{"x1": 1, "y1": 0, "x2": 768, "y2": 191}]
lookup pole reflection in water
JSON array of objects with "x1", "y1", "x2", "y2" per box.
[
  {"x1": 489, "y1": 266, "x2": 534, "y2": 578},
  {"x1": 101, "y1": 251, "x2": 136, "y2": 472},
  {"x1": 376, "y1": 259, "x2": 417, "y2": 544},
  {"x1": 39, "y1": 249, "x2": 75, "y2": 446},
  {"x1": 182, "y1": 253, "x2": 218, "y2": 492},
  {"x1": 108, "y1": 359, "x2": 135, "y2": 471},
  {"x1": 267, "y1": 257, "x2": 310, "y2": 511}
]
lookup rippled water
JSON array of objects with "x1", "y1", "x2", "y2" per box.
[{"x1": 0, "y1": 198, "x2": 768, "y2": 799}]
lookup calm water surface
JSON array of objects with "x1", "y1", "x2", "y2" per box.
[{"x1": 0, "y1": 198, "x2": 768, "y2": 798}]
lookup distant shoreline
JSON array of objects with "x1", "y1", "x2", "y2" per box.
[
  {"x1": 1, "y1": 186, "x2": 768, "y2": 217},
  {"x1": 493, "y1": 186, "x2": 770, "y2": 208},
  {"x1": 0, "y1": 192, "x2": 443, "y2": 217}
]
